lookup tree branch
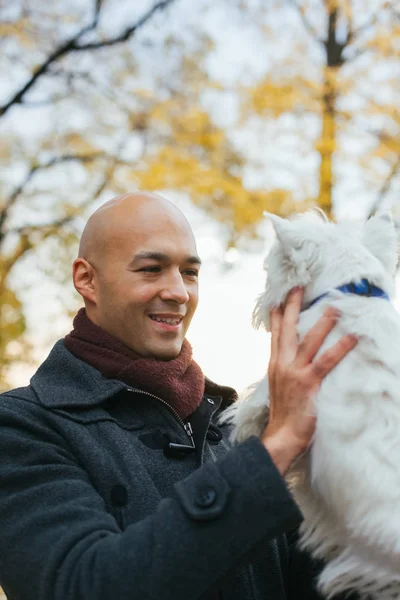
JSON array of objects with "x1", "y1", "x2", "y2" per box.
[
  {"x1": 348, "y1": 15, "x2": 378, "y2": 43},
  {"x1": 1, "y1": 235, "x2": 32, "y2": 281},
  {"x1": 9, "y1": 216, "x2": 81, "y2": 239},
  {"x1": 0, "y1": 22, "x2": 97, "y2": 118},
  {"x1": 368, "y1": 157, "x2": 400, "y2": 218},
  {"x1": 0, "y1": 0, "x2": 176, "y2": 117},
  {"x1": 0, "y1": 153, "x2": 104, "y2": 237},
  {"x1": 2, "y1": 142, "x2": 128, "y2": 240},
  {"x1": 287, "y1": 0, "x2": 323, "y2": 45},
  {"x1": 324, "y1": 4, "x2": 348, "y2": 67},
  {"x1": 6, "y1": 164, "x2": 117, "y2": 239},
  {"x1": 74, "y1": 0, "x2": 176, "y2": 51},
  {"x1": 389, "y1": 5, "x2": 400, "y2": 22}
]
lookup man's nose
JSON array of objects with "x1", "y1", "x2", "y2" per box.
[{"x1": 159, "y1": 271, "x2": 190, "y2": 304}]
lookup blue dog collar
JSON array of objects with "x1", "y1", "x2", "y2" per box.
[{"x1": 309, "y1": 278, "x2": 389, "y2": 308}]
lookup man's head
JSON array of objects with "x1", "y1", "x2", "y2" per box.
[{"x1": 73, "y1": 192, "x2": 200, "y2": 360}]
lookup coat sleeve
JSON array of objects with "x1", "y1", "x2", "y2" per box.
[{"x1": 0, "y1": 401, "x2": 302, "y2": 600}]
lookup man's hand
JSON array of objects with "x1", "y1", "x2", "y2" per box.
[{"x1": 261, "y1": 287, "x2": 357, "y2": 475}]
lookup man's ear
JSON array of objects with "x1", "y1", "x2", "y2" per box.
[
  {"x1": 363, "y1": 213, "x2": 398, "y2": 275},
  {"x1": 72, "y1": 258, "x2": 98, "y2": 304}
]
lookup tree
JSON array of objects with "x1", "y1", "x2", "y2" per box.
[
  {"x1": 0, "y1": 0, "x2": 292, "y2": 386},
  {"x1": 242, "y1": 0, "x2": 400, "y2": 217},
  {"x1": 0, "y1": 0, "x2": 399, "y2": 387},
  {"x1": 0, "y1": 0, "x2": 180, "y2": 386}
]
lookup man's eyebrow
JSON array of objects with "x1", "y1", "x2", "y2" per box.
[
  {"x1": 186, "y1": 255, "x2": 202, "y2": 265},
  {"x1": 131, "y1": 251, "x2": 202, "y2": 265}
]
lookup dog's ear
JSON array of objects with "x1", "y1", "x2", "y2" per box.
[
  {"x1": 267, "y1": 214, "x2": 301, "y2": 252},
  {"x1": 363, "y1": 213, "x2": 398, "y2": 275},
  {"x1": 267, "y1": 213, "x2": 311, "y2": 280},
  {"x1": 252, "y1": 214, "x2": 313, "y2": 332}
]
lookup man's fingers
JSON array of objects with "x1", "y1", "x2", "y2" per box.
[
  {"x1": 279, "y1": 287, "x2": 303, "y2": 363},
  {"x1": 269, "y1": 307, "x2": 283, "y2": 363},
  {"x1": 268, "y1": 307, "x2": 282, "y2": 392},
  {"x1": 311, "y1": 334, "x2": 358, "y2": 380},
  {"x1": 296, "y1": 307, "x2": 341, "y2": 366}
]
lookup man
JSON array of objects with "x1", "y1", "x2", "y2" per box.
[{"x1": 0, "y1": 192, "x2": 356, "y2": 600}]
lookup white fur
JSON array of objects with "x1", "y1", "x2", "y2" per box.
[{"x1": 222, "y1": 211, "x2": 400, "y2": 599}]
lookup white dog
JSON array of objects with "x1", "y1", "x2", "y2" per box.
[{"x1": 223, "y1": 211, "x2": 400, "y2": 599}]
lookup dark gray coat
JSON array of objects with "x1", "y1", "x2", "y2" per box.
[{"x1": 0, "y1": 341, "x2": 323, "y2": 600}]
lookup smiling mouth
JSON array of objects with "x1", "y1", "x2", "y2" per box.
[{"x1": 149, "y1": 315, "x2": 183, "y2": 326}]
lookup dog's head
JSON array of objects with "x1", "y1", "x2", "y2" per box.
[{"x1": 253, "y1": 211, "x2": 398, "y2": 331}]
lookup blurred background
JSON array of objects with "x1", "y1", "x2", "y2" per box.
[{"x1": 0, "y1": 0, "x2": 400, "y2": 394}]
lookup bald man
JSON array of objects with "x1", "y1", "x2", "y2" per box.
[
  {"x1": 0, "y1": 192, "x2": 356, "y2": 600},
  {"x1": 74, "y1": 192, "x2": 200, "y2": 360}
]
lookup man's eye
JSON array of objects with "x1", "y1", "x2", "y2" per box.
[
  {"x1": 140, "y1": 266, "x2": 161, "y2": 273},
  {"x1": 184, "y1": 269, "x2": 199, "y2": 277}
]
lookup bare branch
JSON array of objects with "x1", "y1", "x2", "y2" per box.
[
  {"x1": 3, "y1": 144, "x2": 126, "y2": 240},
  {"x1": 389, "y1": 5, "x2": 400, "y2": 21},
  {"x1": 9, "y1": 216, "x2": 81, "y2": 239},
  {"x1": 368, "y1": 157, "x2": 400, "y2": 217},
  {"x1": 74, "y1": 0, "x2": 176, "y2": 51},
  {"x1": 287, "y1": 0, "x2": 323, "y2": 45},
  {"x1": 348, "y1": 15, "x2": 378, "y2": 43},
  {"x1": 0, "y1": 20, "x2": 97, "y2": 118},
  {"x1": 94, "y1": 0, "x2": 103, "y2": 25},
  {"x1": 0, "y1": 0, "x2": 176, "y2": 117},
  {"x1": 1, "y1": 235, "x2": 32, "y2": 280},
  {"x1": 344, "y1": 46, "x2": 369, "y2": 63},
  {"x1": 6, "y1": 163, "x2": 118, "y2": 239},
  {"x1": 0, "y1": 153, "x2": 104, "y2": 237},
  {"x1": 324, "y1": 4, "x2": 348, "y2": 67},
  {"x1": 1, "y1": 117, "x2": 142, "y2": 242}
]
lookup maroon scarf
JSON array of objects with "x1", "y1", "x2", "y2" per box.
[{"x1": 64, "y1": 309, "x2": 205, "y2": 419}]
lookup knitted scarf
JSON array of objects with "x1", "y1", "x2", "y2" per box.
[{"x1": 64, "y1": 308, "x2": 205, "y2": 419}]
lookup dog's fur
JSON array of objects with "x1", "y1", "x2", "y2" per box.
[{"x1": 222, "y1": 211, "x2": 400, "y2": 599}]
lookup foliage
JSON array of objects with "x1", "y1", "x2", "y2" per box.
[
  {"x1": 0, "y1": 0, "x2": 399, "y2": 386},
  {"x1": 243, "y1": 0, "x2": 400, "y2": 217}
]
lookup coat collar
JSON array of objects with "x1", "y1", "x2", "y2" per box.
[
  {"x1": 31, "y1": 340, "x2": 238, "y2": 410},
  {"x1": 31, "y1": 340, "x2": 127, "y2": 409}
]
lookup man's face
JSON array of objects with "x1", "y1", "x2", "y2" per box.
[{"x1": 89, "y1": 209, "x2": 200, "y2": 360}]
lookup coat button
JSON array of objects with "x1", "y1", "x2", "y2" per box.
[
  {"x1": 110, "y1": 484, "x2": 128, "y2": 507},
  {"x1": 195, "y1": 487, "x2": 217, "y2": 508}
]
